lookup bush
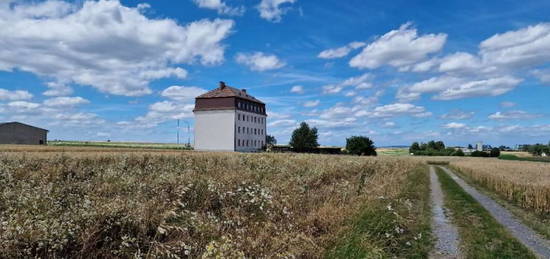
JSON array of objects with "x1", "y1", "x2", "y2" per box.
[
  {"x1": 346, "y1": 136, "x2": 377, "y2": 156},
  {"x1": 471, "y1": 151, "x2": 489, "y2": 157},
  {"x1": 490, "y1": 148, "x2": 501, "y2": 157},
  {"x1": 453, "y1": 149, "x2": 465, "y2": 156}
]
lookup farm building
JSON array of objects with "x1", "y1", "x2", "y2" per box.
[
  {"x1": 193, "y1": 82, "x2": 267, "y2": 152},
  {"x1": 0, "y1": 122, "x2": 48, "y2": 145}
]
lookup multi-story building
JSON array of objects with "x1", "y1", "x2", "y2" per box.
[{"x1": 193, "y1": 82, "x2": 267, "y2": 152}]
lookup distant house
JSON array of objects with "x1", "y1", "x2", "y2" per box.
[
  {"x1": 0, "y1": 122, "x2": 48, "y2": 145},
  {"x1": 193, "y1": 82, "x2": 267, "y2": 152}
]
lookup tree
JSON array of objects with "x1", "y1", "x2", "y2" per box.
[
  {"x1": 289, "y1": 122, "x2": 319, "y2": 152},
  {"x1": 468, "y1": 144, "x2": 474, "y2": 149},
  {"x1": 346, "y1": 136, "x2": 377, "y2": 156},
  {"x1": 490, "y1": 147, "x2": 501, "y2": 157},
  {"x1": 409, "y1": 142, "x2": 420, "y2": 153},
  {"x1": 266, "y1": 135, "x2": 277, "y2": 146},
  {"x1": 453, "y1": 149, "x2": 465, "y2": 156}
]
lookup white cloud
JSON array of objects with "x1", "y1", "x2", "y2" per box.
[
  {"x1": 0, "y1": 0, "x2": 234, "y2": 96},
  {"x1": 303, "y1": 99, "x2": 320, "y2": 107},
  {"x1": 500, "y1": 101, "x2": 516, "y2": 108},
  {"x1": 398, "y1": 75, "x2": 522, "y2": 101},
  {"x1": 318, "y1": 41, "x2": 366, "y2": 59},
  {"x1": 7, "y1": 101, "x2": 40, "y2": 110},
  {"x1": 479, "y1": 23, "x2": 550, "y2": 70},
  {"x1": 366, "y1": 103, "x2": 432, "y2": 118},
  {"x1": 488, "y1": 110, "x2": 541, "y2": 120},
  {"x1": 438, "y1": 52, "x2": 482, "y2": 73},
  {"x1": 434, "y1": 76, "x2": 521, "y2": 100},
  {"x1": 382, "y1": 121, "x2": 396, "y2": 128},
  {"x1": 443, "y1": 122, "x2": 466, "y2": 129},
  {"x1": 0, "y1": 88, "x2": 32, "y2": 101},
  {"x1": 161, "y1": 86, "x2": 207, "y2": 101},
  {"x1": 268, "y1": 119, "x2": 297, "y2": 127},
  {"x1": 349, "y1": 23, "x2": 446, "y2": 69},
  {"x1": 256, "y1": 0, "x2": 296, "y2": 22},
  {"x1": 235, "y1": 52, "x2": 285, "y2": 71},
  {"x1": 322, "y1": 73, "x2": 372, "y2": 94},
  {"x1": 441, "y1": 110, "x2": 474, "y2": 120},
  {"x1": 52, "y1": 112, "x2": 105, "y2": 126},
  {"x1": 290, "y1": 85, "x2": 304, "y2": 94},
  {"x1": 193, "y1": 0, "x2": 244, "y2": 15},
  {"x1": 532, "y1": 69, "x2": 550, "y2": 84},
  {"x1": 267, "y1": 111, "x2": 291, "y2": 119},
  {"x1": 43, "y1": 96, "x2": 89, "y2": 107}
]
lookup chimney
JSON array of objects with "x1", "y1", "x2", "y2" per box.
[
  {"x1": 242, "y1": 89, "x2": 247, "y2": 94},
  {"x1": 219, "y1": 81, "x2": 226, "y2": 89}
]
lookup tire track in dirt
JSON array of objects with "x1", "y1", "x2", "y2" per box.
[
  {"x1": 439, "y1": 166, "x2": 550, "y2": 258},
  {"x1": 429, "y1": 166, "x2": 461, "y2": 258}
]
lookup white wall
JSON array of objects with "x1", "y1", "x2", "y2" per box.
[
  {"x1": 194, "y1": 110, "x2": 235, "y2": 151},
  {"x1": 235, "y1": 110, "x2": 266, "y2": 152}
]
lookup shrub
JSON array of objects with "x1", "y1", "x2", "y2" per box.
[
  {"x1": 471, "y1": 151, "x2": 489, "y2": 157},
  {"x1": 490, "y1": 148, "x2": 501, "y2": 157}
]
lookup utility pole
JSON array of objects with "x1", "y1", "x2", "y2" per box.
[{"x1": 181, "y1": 120, "x2": 190, "y2": 147}]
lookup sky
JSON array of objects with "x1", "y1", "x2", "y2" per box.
[{"x1": 0, "y1": 0, "x2": 549, "y2": 147}]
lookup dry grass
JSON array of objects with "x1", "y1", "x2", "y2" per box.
[
  {"x1": 451, "y1": 158, "x2": 550, "y2": 215},
  {"x1": 0, "y1": 149, "x2": 423, "y2": 258}
]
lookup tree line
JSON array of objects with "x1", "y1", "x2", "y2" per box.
[
  {"x1": 409, "y1": 140, "x2": 501, "y2": 157},
  {"x1": 266, "y1": 122, "x2": 377, "y2": 156}
]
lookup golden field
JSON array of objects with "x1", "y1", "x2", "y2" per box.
[
  {"x1": 0, "y1": 147, "x2": 431, "y2": 258},
  {"x1": 451, "y1": 158, "x2": 550, "y2": 215}
]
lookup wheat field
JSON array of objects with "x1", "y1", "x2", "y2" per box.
[
  {"x1": 451, "y1": 158, "x2": 550, "y2": 215},
  {"x1": 0, "y1": 148, "x2": 426, "y2": 258}
]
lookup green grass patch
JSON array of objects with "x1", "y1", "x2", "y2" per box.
[
  {"x1": 435, "y1": 167, "x2": 535, "y2": 258},
  {"x1": 327, "y1": 165, "x2": 433, "y2": 258},
  {"x1": 499, "y1": 154, "x2": 550, "y2": 163},
  {"x1": 426, "y1": 161, "x2": 450, "y2": 165}
]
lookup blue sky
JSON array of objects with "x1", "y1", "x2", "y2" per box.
[{"x1": 0, "y1": 0, "x2": 549, "y2": 147}]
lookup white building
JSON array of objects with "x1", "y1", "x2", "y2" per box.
[{"x1": 193, "y1": 82, "x2": 267, "y2": 152}]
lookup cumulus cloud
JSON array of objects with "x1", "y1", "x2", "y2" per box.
[
  {"x1": 43, "y1": 96, "x2": 89, "y2": 107},
  {"x1": 500, "y1": 101, "x2": 516, "y2": 108},
  {"x1": 235, "y1": 52, "x2": 285, "y2": 71},
  {"x1": 318, "y1": 41, "x2": 366, "y2": 59},
  {"x1": 349, "y1": 23, "x2": 446, "y2": 69},
  {"x1": 303, "y1": 99, "x2": 320, "y2": 107},
  {"x1": 161, "y1": 86, "x2": 207, "y2": 101},
  {"x1": 365, "y1": 103, "x2": 431, "y2": 118},
  {"x1": 0, "y1": 0, "x2": 234, "y2": 96},
  {"x1": 256, "y1": 0, "x2": 296, "y2": 22},
  {"x1": 441, "y1": 110, "x2": 474, "y2": 120},
  {"x1": 443, "y1": 122, "x2": 467, "y2": 129},
  {"x1": 398, "y1": 75, "x2": 522, "y2": 101},
  {"x1": 488, "y1": 110, "x2": 541, "y2": 120},
  {"x1": 290, "y1": 85, "x2": 304, "y2": 94},
  {"x1": 532, "y1": 69, "x2": 550, "y2": 84},
  {"x1": 0, "y1": 88, "x2": 32, "y2": 101},
  {"x1": 193, "y1": 0, "x2": 244, "y2": 15},
  {"x1": 268, "y1": 119, "x2": 297, "y2": 127},
  {"x1": 322, "y1": 73, "x2": 372, "y2": 94}
]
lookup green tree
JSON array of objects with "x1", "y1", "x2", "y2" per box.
[
  {"x1": 289, "y1": 122, "x2": 319, "y2": 152},
  {"x1": 346, "y1": 136, "x2": 377, "y2": 156},
  {"x1": 409, "y1": 142, "x2": 420, "y2": 153},
  {"x1": 490, "y1": 148, "x2": 501, "y2": 157},
  {"x1": 453, "y1": 149, "x2": 465, "y2": 156},
  {"x1": 468, "y1": 144, "x2": 474, "y2": 149},
  {"x1": 266, "y1": 135, "x2": 277, "y2": 145}
]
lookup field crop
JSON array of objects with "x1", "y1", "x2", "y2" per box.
[
  {"x1": 451, "y1": 159, "x2": 550, "y2": 216},
  {"x1": 0, "y1": 149, "x2": 427, "y2": 258}
]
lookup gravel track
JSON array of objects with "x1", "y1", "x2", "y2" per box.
[
  {"x1": 429, "y1": 166, "x2": 461, "y2": 258},
  {"x1": 439, "y1": 166, "x2": 550, "y2": 259}
]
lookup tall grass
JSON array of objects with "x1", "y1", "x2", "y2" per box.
[
  {"x1": 451, "y1": 159, "x2": 550, "y2": 215},
  {"x1": 0, "y1": 151, "x2": 422, "y2": 258}
]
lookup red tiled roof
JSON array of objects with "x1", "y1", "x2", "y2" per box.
[{"x1": 196, "y1": 83, "x2": 264, "y2": 104}]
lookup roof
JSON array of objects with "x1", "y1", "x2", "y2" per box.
[
  {"x1": 0, "y1": 122, "x2": 49, "y2": 132},
  {"x1": 196, "y1": 82, "x2": 264, "y2": 104}
]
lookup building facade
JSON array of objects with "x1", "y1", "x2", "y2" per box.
[
  {"x1": 193, "y1": 82, "x2": 267, "y2": 152},
  {"x1": 0, "y1": 122, "x2": 48, "y2": 145}
]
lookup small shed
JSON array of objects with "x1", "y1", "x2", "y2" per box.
[{"x1": 0, "y1": 122, "x2": 48, "y2": 145}]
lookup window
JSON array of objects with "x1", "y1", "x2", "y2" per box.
[
  {"x1": 237, "y1": 139, "x2": 240, "y2": 146},
  {"x1": 238, "y1": 127, "x2": 240, "y2": 133},
  {"x1": 246, "y1": 140, "x2": 249, "y2": 147},
  {"x1": 238, "y1": 114, "x2": 240, "y2": 120},
  {"x1": 254, "y1": 128, "x2": 257, "y2": 135},
  {"x1": 254, "y1": 117, "x2": 256, "y2": 123}
]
